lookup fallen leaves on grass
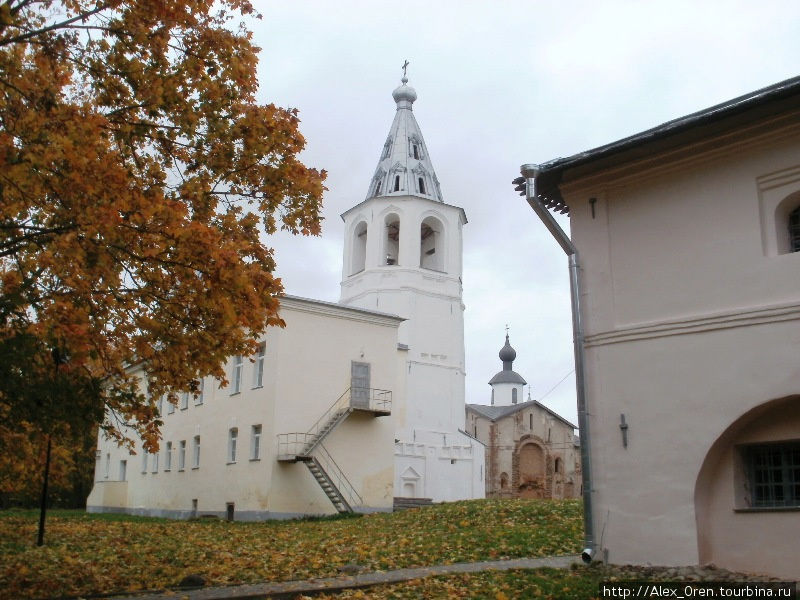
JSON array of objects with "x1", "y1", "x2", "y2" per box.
[
  {"x1": 311, "y1": 568, "x2": 603, "y2": 600},
  {"x1": 0, "y1": 499, "x2": 582, "y2": 599}
]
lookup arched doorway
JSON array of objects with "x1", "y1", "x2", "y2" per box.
[
  {"x1": 694, "y1": 395, "x2": 799, "y2": 578},
  {"x1": 518, "y1": 442, "x2": 547, "y2": 498}
]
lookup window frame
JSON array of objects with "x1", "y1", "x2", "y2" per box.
[
  {"x1": 178, "y1": 440, "x2": 186, "y2": 471},
  {"x1": 743, "y1": 441, "x2": 800, "y2": 509},
  {"x1": 790, "y1": 206, "x2": 800, "y2": 253},
  {"x1": 228, "y1": 427, "x2": 238, "y2": 463},
  {"x1": 231, "y1": 355, "x2": 243, "y2": 394},
  {"x1": 251, "y1": 424, "x2": 262, "y2": 461},
  {"x1": 164, "y1": 441, "x2": 172, "y2": 471},
  {"x1": 195, "y1": 378, "x2": 204, "y2": 405},
  {"x1": 253, "y1": 343, "x2": 265, "y2": 388},
  {"x1": 192, "y1": 435, "x2": 200, "y2": 469}
]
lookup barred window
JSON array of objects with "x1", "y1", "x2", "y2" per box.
[
  {"x1": 790, "y1": 206, "x2": 800, "y2": 253},
  {"x1": 745, "y1": 442, "x2": 800, "y2": 508}
]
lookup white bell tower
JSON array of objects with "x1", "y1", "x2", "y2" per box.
[{"x1": 339, "y1": 69, "x2": 483, "y2": 501}]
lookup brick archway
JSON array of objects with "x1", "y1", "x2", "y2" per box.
[{"x1": 514, "y1": 438, "x2": 552, "y2": 499}]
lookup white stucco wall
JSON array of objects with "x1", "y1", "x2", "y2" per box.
[
  {"x1": 559, "y1": 115, "x2": 800, "y2": 576},
  {"x1": 88, "y1": 296, "x2": 402, "y2": 518}
]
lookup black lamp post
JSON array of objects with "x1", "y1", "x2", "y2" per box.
[{"x1": 37, "y1": 346, "x2": 66, "y2": 547}]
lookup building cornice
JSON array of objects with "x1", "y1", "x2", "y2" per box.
[
  {"x1": 340, "y1": 193, "x2": 468, "y2": 226},
  {"x1": 559, "y1": 113, "x2": 800, "y2": 201},
  {"x1": 280, "y1": 295, "x2": 404, "y2": 328},
  {"x1": 585, "y1": 300, "x2": 800, "y2": 347}
]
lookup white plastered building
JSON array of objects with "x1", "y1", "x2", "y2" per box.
[
  {"x1": 87, "y1": 75, "x2": 484, "y2": 518},
  {"x1": 523, "y1": 76, "x2": 800, "y2": 578}
]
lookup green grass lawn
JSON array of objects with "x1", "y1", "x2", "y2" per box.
[
  {"x1": 310, "y1": 567, "x2": 610, "y2": 599},
  {"x1": 0, "y1": 499, "x2": 583, "y2": 599}
]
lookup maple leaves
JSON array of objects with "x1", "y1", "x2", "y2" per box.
[
  {"x1": 0, "y1": 1, "x2": 326, "y2": 449},
  {"x1": 0, "y1": 499, "x2": 584, "y2": 599}
]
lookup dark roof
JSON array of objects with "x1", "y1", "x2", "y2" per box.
[
  {"x1": 466, "y1": 399, "x2": 576, "y2": 429},
  {"x1": 488, "y1": 370, "x2": 527, "y2": 385},
  {"x1": 531, "y1": 75, "x2": 800, "y2": 215}
]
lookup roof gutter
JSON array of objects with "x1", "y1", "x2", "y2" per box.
[{"x1": 519, "y1": 163, "x2": 595, "y2": 564}]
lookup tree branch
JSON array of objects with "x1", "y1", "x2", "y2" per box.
[{"x1": 0, "y1": 2, "x2": 112, "y2": 47}]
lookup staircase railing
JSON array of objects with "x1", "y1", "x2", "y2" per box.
[
  {"x1": 276, "y1": 387, "x2": 392, "y2": 461},
  {"x1": 315, "y1": 443, "x2": 362, "y2": 509},
  {"x1": 277, "y1": 432, "x2": 314, "y2": 461},
  {"x1": 305, "y1": 388, "x2": 353, "y2": 444}
]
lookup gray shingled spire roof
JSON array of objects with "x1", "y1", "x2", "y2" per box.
[
  {"x1": 488, "y1": 333, "x2": 527, "y2": 386},
  {"x1": 365, "y1": 68, "x2": 443, "y2": 202}
]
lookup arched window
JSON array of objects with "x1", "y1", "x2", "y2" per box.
[
  {"x1": 384, "y1": 214, "x2": 400, "y2": 265},
  {"x1": 350, "y1": 221, "x2": 367, "y2": 274},
  {"x1": 790, "y1": 206, "x2": 800, "y2": 253},
  {"x1": 512, "y1": 388, "x2": 518, "y2": 404},
  {"x1": 554, "y1": 457, "x2": 563, "y2": 474},
  {"x1": 393, "y1": 175, "x2": 400, "y2": 192},
  {"x1": 413, "y1": 145, "x2": 419, "y2": 160},
  {"x1": 420, "y1": 216, "x2": 444, "y2": 271},
  {"x1": 374, "y1": 180, "x2": 381, "y2": 196},
  {"x1": 418, "y1": 177, "x2": 426, "y2": 194},
  {"x1": 774, "y1": 192, "x2": 800, "y2": 254}
]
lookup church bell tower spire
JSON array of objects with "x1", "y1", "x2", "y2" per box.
[
  {"x1": 366, "y1": 62, "x2": 443, "y2": 202},
  {"x1": 337, "y1": 65, "x2": 482, "y2": 503}
]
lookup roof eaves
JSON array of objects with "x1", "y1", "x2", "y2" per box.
[{"x1": 531, "y1": 75, "x2": 800, "y2": 215}]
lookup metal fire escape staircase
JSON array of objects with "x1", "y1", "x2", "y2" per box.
[{"x1": 277, "y1": 387, "x2": 391, "y2": 513}]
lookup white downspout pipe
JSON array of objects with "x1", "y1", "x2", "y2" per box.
[{"x1": 520, "y1": 163, "x2": 595, "y2": 563}]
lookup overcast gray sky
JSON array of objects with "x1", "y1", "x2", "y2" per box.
[{"x1": 250, "y1": 1, "x2": 800, "y2": 425}]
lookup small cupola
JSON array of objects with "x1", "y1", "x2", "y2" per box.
[
  {"x1": 488, "y1": 330, "x2": 527, "y2": 406},
  {"x1": 498, "y1": 334, "x2": 517, "y2": 368},
  {"x1": 392, "y1": 76, "x2": 417, "y2": 109}
]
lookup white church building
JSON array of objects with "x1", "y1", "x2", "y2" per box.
[{"x1": 87, "y1": 73, "x2": 484, "y2": 519}]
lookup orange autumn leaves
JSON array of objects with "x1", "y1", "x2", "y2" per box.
[
  {"x1": 0, "y1": 1, "x2": 325, "y2": 449},
  {"x1": 0, "y1": 499, "x2": 584, "y2": 599}
]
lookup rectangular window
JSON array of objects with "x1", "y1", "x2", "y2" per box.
[
  {"x1": 251, "y1": 425, "x2": 262, "y2": 460},
  {"x1": 746, "y1": 442, "x2": 800, "y2": 508},
  {"x1": 119, "y1": 460, "x2": 127, "y2": 481},
  {"x1": 228, "y1": 428, "x2": 238, "y2": 463},
  {"x1": 164, "y1": 441, "x2": 172, "y2": 471},
  {"x1": 167, "y1": 397, "x2": 175, "y2": 414},
  {"x1": 151, "y1": 451, "x2": 159, "y2": 473},
  {"x1": 178, "y1": 440, "x2": 186, "y2": 471},
  {"x1": 157, "y1": 396, "x2": 163, "y2": 416},
  {"x1": 193, "y1": 435, "x2": 200, "y2": 468},
  {"x1": 195, "y1": 378, "x2": 204, "y2": 405},
  {"x1": 253, "y1": 343, "x2": 265, "y2": 388},
  {"x1": 104, "y1": 453, "x2": 110, "y2": 479},
  {"x1": 180, "y1": 392, "x2": 189, "y2": 410},
  {"x1": 141, "y1": 451, "x2": 148, "y2": 473},
  {"x1": 232, "y1": 355, "x2": 243, "y2": 394}
]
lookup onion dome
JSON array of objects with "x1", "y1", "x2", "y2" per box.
[
  {"x1": 392, "y1": 76, "x2": 417, "y2": 108},
  {"x1": 488, "y1": 332, "x2": 527, "y2": 386},
  {"x1": 498, "y1": 333, "x2": 516, "y2": 364}
]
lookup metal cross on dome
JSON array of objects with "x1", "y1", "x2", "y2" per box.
[{"x1": 402, "y1": 60, "x2": 409, "y2": 78}]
